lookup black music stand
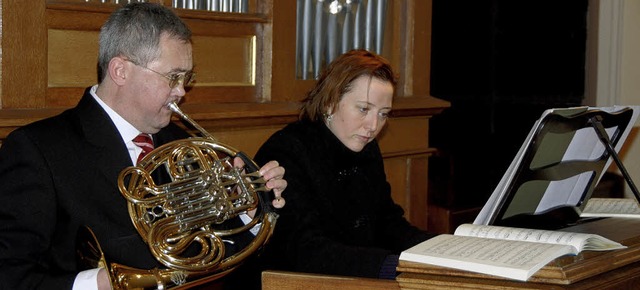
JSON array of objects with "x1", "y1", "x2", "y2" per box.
[{"x1": 474, "y1": 106, "x2": 640, "y2": 230}]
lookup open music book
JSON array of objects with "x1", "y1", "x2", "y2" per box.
[{"x1": 399, "y1": 224, "x2": 626, "y2": 281}]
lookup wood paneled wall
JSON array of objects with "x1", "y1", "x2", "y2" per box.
[{"x1": 0, "y1": 0, "x2": 449, "y2": 230}]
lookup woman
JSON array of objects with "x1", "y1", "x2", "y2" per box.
[{"x1": 254, "y1": 49, "x2": 435, "y2": 279}]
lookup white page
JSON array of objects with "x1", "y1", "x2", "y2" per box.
[
  {"x1": 581, "y1": 198, "x2": 640, "y2": 217},
  {"x1": 455, "y1": 223, "x2": 593, "y2": 251}
]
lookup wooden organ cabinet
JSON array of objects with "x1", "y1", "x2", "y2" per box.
[{"x1": 0, "y1": 0, "x2": 449, "y2": 231}]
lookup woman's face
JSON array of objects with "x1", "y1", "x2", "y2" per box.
[{"x1": 326, "y1": 75, "x2": 393, "y2": 152}]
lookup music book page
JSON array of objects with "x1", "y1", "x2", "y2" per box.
[
  {"x1": 581, "y1": 198, "x2": 640, "y2": 218},
  {"x1": 399, "y1": 224, "x2": 625, "y2": 281}
]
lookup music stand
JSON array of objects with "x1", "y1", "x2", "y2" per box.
[{"x1": 474, "y1": 106, "x2": 640, "y2": 230}]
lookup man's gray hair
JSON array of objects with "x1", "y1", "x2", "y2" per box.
[{"x1": 98, "y1": 3, "x2": 192, "y2": 82}]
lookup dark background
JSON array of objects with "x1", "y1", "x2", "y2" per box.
[{"x1": 428, "y1": 0, "x2": 589, "y2": 210}]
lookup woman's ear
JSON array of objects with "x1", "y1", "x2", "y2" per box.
[{"x1": 326, "y1": 105, "x2": 334, "y2": 116}]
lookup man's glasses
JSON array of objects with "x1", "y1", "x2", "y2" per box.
[{"x1": 125, "y1": 59, "x2": 195, "y2": 89}]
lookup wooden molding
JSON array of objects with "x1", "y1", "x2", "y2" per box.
[{"x1": 0, "y1": 96, "x2": 449, "y2": 139}]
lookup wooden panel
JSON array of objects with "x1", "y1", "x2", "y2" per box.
[
  {"x1": 43, "y1": 4, "x2": 117, "y2": 107},
  {"x1": 46, "y1": 4, "x2": 110, "y2": 31},
  {"x1": 48, "y1": 29, "x2": 99, "y2": 88},
  {"x1": 384, "y1": 155, "x2": 430, "y2": 231},
  {"x1": 409, "y1": 156, "x2": 429, "y2": 230},
  {"x1": 2, "y1": 0, "x2": 47, "y2": 108},
  {"x1": 411, "y1": 0, "x2": 433, "y2": 96},
  {"x1": 193, "y1": 35, "x2": 255, "y2": 86},
  {"x1": 179, "y1": 10, "x2": 266, "y2": 103},
  {"x1": 209, "y1": 125, "x2": 283, "y2": 158},
  {"x1": 45, "y1": 30, "x2": 261, "y2": 106},
  {"x1": 378, "y1": 117, "x2": 429, "y2": 156},
  {"x1": 387, "y1": 1, "x2": 433, "y2": 97},
  {"x1": 385, "y1": 157, "x2": 409, "y2": 215},
  {"x1": 379, "y1": 116, "x2": 433, "y2": 230},
  {"x1": 390, "y1": 0, "x2": 413, "y2": 96},
  {"x1": 427, "y1": 206, "x2": 482, "y2": 234},
  {"x1": 270, "y1": 0, "x2": 316, "y2": 101},
  {"x1": 47, "y1": 32, "x2": 257, "y2": 88},
  {"x1": 262, "y1": 270, "x2": 400, "y2": 290}
]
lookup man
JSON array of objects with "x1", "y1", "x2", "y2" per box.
[{"x1": 0, "y1": 3, "x2": 286, "y2": 289}]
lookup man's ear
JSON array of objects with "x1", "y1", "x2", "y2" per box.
[{"x1": 109, "y1": 57, "x2": 128, "y2": 86}]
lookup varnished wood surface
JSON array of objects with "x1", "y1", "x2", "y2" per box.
[
  {"x1": 397, "y1": 264, "x2": 640, "y2": 290},
  {"x1": 262, "y1": 270, "x2": 400, "y2": 290},
  {"x1": 262, "y1": 262, "x2": 640, "y2": 290}
]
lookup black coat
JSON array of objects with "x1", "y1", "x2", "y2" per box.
[
  {"x1": 254, "y1": 120, "x2": 433, "y2": 278},
  {"x1": 0, "y1": 88, "x2": 227, "y2": 289}
]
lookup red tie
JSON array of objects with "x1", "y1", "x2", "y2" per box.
[{"x1": 133, "y1": 133, "x2": 154, "y2": 164}]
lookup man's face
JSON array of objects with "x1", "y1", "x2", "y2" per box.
[
  {"x1": 326, "y1": 76, "x2": 393, "y2": 152},
  {"x1": 125, "y1": 33, "x2": 193, "y2": 134}
]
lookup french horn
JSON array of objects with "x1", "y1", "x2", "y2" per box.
[{"x1": 76, "y1": 102, "x2": 278, "y2": 289}]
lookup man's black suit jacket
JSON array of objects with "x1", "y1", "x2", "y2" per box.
[{"x1": 0, "y1": 88, "x2": 196, "y2": 289}]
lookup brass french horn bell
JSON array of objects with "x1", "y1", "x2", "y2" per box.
[{"x1": 77, "y1": 102, "x2": 278, "y2": 289}]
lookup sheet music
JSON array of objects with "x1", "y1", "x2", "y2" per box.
[
  {"x1": 581, "y1": 198, "x2": 640, "y2": 217},
  {"x1": 456, "y1": 223, "x2": 595, "y2": 250}
]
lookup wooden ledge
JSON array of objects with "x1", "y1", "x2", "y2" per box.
[
  {"x1": 0, "y1": 96, "x2": 450, "y2": 139},
  {"x1": 390, "y1": 95, "x2": 451, "y2": 118}
]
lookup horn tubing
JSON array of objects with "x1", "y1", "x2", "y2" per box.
[{"x1": 168, "y1": 102, "x2": 217, "y2": 141}]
